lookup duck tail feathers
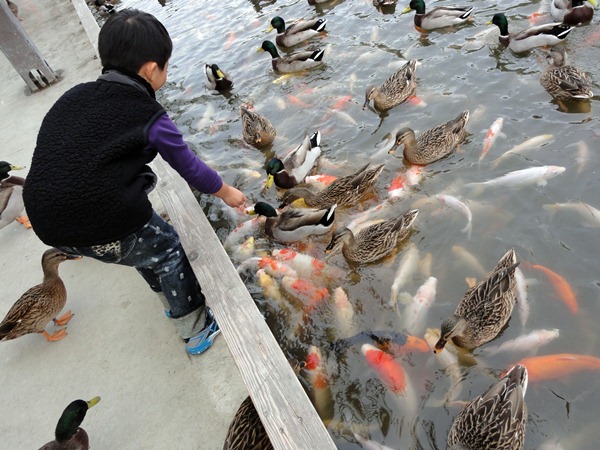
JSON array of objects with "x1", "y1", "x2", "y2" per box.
[
  {"x1": 311, "y1": 48, "x2": 325, "y2": 62},
  {"x1": 310, "y1": 130, "x2": 322, "y2": 148},
  {"x1": 314, "y1": 19, "x2": 327, "y2": 32}
]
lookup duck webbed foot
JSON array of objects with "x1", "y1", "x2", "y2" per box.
[
  {"x1": 42, "y1": 328, "x2": 68, "y2": 341},
  {"x1": 53, "y1": 310, "x2": 74, "y2": 327}
]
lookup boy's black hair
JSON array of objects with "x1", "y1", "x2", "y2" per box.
[{"x1": 98, "y1": 9, "x2": 172, "y2": 73}]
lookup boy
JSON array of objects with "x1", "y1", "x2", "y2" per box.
[{"x1": 23, "y1": 9, "x2": 246, "y2": 355}]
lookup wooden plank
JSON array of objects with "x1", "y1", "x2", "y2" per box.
[
  {"x1": 152, "y1": 157, "x2": 337, "y2": 450},
  {"x1": 70, "y1": 0, "x2": 100, "y2": 58}
]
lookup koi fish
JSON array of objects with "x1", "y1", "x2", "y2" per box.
[
  {"x1": 435, "y1": 194, "x2": 472, "y2": 239},
  {"x1": 389, "y1": 244, "x2": 420, "y2": 307},
  {"x1": 407, "y1": 95, "x2": 427, "y2": 107},
  {"x1": 333, "y1": 287, "x2": 355, "y2": 338},
  {"x1": 272, "y1": 248, "x2": 344, "y2": 283},
  {"x1": 361, "y1": 343, "x2": 406, "y2": 394},
  {"x1": 257, "y1": 269, "x2": 284, "y2": 306},
  {"x1": 332, "y1": 95, "x2": 353, "y2": 110},
  {"x1": 514, "y1": 267, "x2": 530, "y2": 327},
  {"x1": 424, "y1": 328, "x2": 463, "y2": 404},
  {"x1": 304, "y1": 173, "x2": 338, "y2": 186},
  {"x1": 229, "y1": 236, "x2": 255, "y2": 262},
  {"x1": 223, "y1": 216, "x2": 265, "y2": 251},
  {"x1": 237, "y1": 256, "x2": 298, "y2": 279},
  {"x1": 465, "y1": 166, "x2": 565, "y2": 190},
  {"x1": 287, "y1": 94, "x2": 312, "y2": 108},
  {"x1": 480, "y1": 117, "x2": 504, "y2": 161},
  {"x1": 281, "y1": 276, "x2": 329, "y2": 312},
  {"x1": 404, "y1": 164, "x2": 424, "y2": 186},
  {"x1": 543, "y1": 201, "x2": 600, "y2": 228},
  {"x1": 388, "y1": 175, "x2": 408, "y2": 199},
  {"x1": 304, "y1": 346, "x2": 334, "y2": 424},
  {"x1": 402, "y1": 277, "x2": 437, "y2": 335},
  {"x1": 353, "y1": 433, "x2": 396, "y2": 450},
  {"x1": 514, "y1": 353, "x2": 600, "y2": 382},
  {"x1": 225, "y1": 31, "x2": 236, "y2": 49},
  {"x1": 451, "y1": 245, "x2": 487, "y2": 277},
  {"x1": 576, "y1": 140, "x2": 589, "y2": 174},
  {"x1": 490, "y1": 134, "x2": 554, "y2": 168},
  {"x1": 331, "y1": 110, "x2": 357, "y2": 126},
  {"x1": 485, "y1": 329, "x2": 560, "y2": 356},
  {"x1": 526, "y1": 263, "x2": 578, "y2": 313},
  {"x1": 346, "y1": 202, "x2": 391, "y2": 232},
  {"x1": 420, "y1": 253, "x2": 433, "y2": 278},
  {"x1": 373, "y1": 333, "x2": 430, "y2": 356}
]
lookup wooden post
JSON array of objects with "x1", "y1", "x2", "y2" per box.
[{"x1": 152, "y1": 158, "x2": 337, "y2": 450}]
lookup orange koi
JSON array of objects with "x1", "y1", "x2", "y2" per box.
[
  {"x1": 287, "y1": 94, "x2": 312, "y2": 108},
  {"x1": 526, "y1": 263, "x2": 578, "y2": 313},
  {"x1": 225, "y1": 31, "x2": 236, "y2": 50},
  {"x1": 407, "y1": 95, "x2": 426, "y2": 107},
  {"x1": 514, "y1": 354, "x2": 600, "y2": 382},
  {"x1": 388, "y1": 174, "x2": 407, "y2": 199},
  {"x1": 256, "y1": 257, "x2": 298, "y2": 279},
  {"x1": 272, "y1": 248, "x2": 344, "y2": 282},
  {"x1": 361, "y1": 344, "x2": 406, "y2": 394},
  {"x1": 281, "y1": 276, "x2": 329, "y2": 311},
  {"x1": 304, "y1": 346, "x2": 334, "y2": 424},
  {"x1": 374, "y1": 334, "x2": 429, "y2": 356},
  {"x1": 305, "y1": 173, "x2": 338, "y2": 186},
  {"x1": 332, "y1": 95, "x2": 353, "y2": 110},
  {"x1": 480, "y1": 117, "x2": 503, "y2": 162}
]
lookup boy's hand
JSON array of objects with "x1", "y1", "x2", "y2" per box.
[{"x1": 214, "y1": 183, "x2": 247, "y2": 209}]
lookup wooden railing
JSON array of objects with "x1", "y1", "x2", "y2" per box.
[{"x1": 153, "y1": 158, "x2": 337, "y2": 450}]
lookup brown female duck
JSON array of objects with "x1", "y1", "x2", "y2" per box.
[
  {"x1": 39, "y1": 397, "x2": 101, "y2": 450},
  {"x1": 0, "y1": 248, "x2": 81, "y2": 342},
  {"x1": 241, "y1": 104, "x2": 276, "y2": 149}
]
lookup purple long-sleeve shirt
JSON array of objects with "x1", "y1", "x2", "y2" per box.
[{"x1": 147, "y1": 113, "x2": 223, "y2": 194}]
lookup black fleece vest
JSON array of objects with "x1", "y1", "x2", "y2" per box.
[{"x1": 24, "y1": 78, "x2": 165, "y2": 246}]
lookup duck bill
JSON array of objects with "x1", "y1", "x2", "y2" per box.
[
  {"x1": 388, "y1": 144, "x2": 399, "y2": 155},
  {"x1": 401, "y1": 6, "x2": 412, "y2": 14},
  {"x1": 10, "y1": 165, "x2": 25, "y2": 170},
  {"x1": 66, "y1": 254, "x2": 83, "y2": 260},
  {"x1": 87, "y1": 396, "x2": 101, "y2": 409},
  {"x1": 265, "y1": 174, "x2": 274, "y2": 189},
  {"x1": 257, "y1": 47, "x2": 265, "y2": 53},
  {"x1": 588, "y1": 0, "x2": 598, "y2": 6},
  {"x1": 266, "y1": 25, "x2": 274, "y2": 33},
  {"x1": 362, "y1": 98, "x2": 370, "y2": 110},
  {"x1": 216, "y1": 69, "x2": 225, "y2": 79},
  {"x1": 433, "y1": 339, "x2": 446, "y2": 354},
  {"x1": 485, "y1": 20, "x2": 493, "y2": 25}
]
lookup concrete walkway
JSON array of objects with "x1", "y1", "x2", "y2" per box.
[{"x1": 0, "y1": 1, "x2": 247, "y2": 449}]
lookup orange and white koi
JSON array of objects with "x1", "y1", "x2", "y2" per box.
[
  {"x1": 514, "y1": 267, "x2": 530, "y2": 327},
  {"x1": 435, "y1": 194, "x2": 472, "y2": 239},
  {"x1": 361, "y1": 343, "x2": 406, "y2": 394},
  {"x1": 388, "y1": 175, "x2": 408, "y2": 199},
  {"x1": 490, "y1": 134, "x2": 554, "y2": 168},
  {"x1": 407, "y1": 95, "x2": 427, "y2": 107},
  {"x1": 514, "y1": 353, "x2": 600, "y2": 382},
  {"x1": 353, "y1": 433, "x2": 396, "y2": 450},
  {"x1": 272, "y1": 248, "x2": 344, "y2": 282},
  {"x1": 281, "y1": 276, "x2": 329, "y2": 311},
  {"x1": 402, "y1": 277, "x2": 437, "y2": 335},
  {"x1": 480, "y1": 117, "x2": 504, "y2": 162},
  {"x1": 237, "y1": 256, "x2": 298, "y2": 279},
  {"x1": 404, "y1": 164, "x2": 424, "y2": 186},
  {"x1": 390, "y1": 244, "x2": 420, "y2": 307},
  {"x1": 304, "y1": 173, "x2": 338, "y2": 186},
  {"x1": 375, "y1": 334, "x2": 430, "y2": 356},
  {"x1": 304, "y1": 346, "x2": 334, "y2": 424},
  {"x1": 225, "y1": 31, "x2": 236, "y2": 49},
  {"x1": 543, "y1": 201, "x2": 600, "y2": 228},
  {"x1": 526, "y1": 263, "x2": 578, "y2": 313},
  {"x1": 223, "y1": 216, "x2": 265, "y2": 251},
  {"x1": 485, "y1": 329, "x2": 559, "y2": 356}
]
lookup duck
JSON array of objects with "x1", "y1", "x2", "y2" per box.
[
  {"x1": 247, "y1": 202, "x2": 337, "y2": 243},
  {"x1": 205, "y1": 63, "x2": 233, "y2": 91},
  {"x1": 7, "y1": 0, "x2": 22, "y2": 20},
  {"x1": 550, "y1": 0, "x2": 597, "y2": 25},
  {"x1": 325, "y1": 209, "x2": 418, "y2": 264},
  {"x1": 388, "y1": 110, "x2": 469, "y2": 165},
  {"x1": 280, "y1": 163, "x2": 385, "y2": 209},
  {"x1": 446, "y1": 364, "x2": 528, "y2": 450},
  {"x1": 266, "y1": 130, "x2": 322, "y2": 189},
  {"x1": 540, "y1": 46, "x2": 593, "y2": 101},
  {"x1": 433, "y1": 248, "x2": 519, "y2": 353},
  {"x1": 222, "y1": 396, "x2": 273, "y2": 450},
  {"x1": 94, "y1": 0, "x2": 115, "y2": 14},
  {"x1": 0, "y1": 160, "x2": 29, "y2": 229},
  {"x1": 363, "y1": 60, "x2": 419, "y2": 112},
  {"x1": 258, "y1": 41, "x2": 325, "y2": 74},
  {"x1": 39, "y1": 397, "x2": 101, "y2": 450},
  {"x1": 240, "y1": 104, "x2": 276, "y2": 149},
  {"x1": 266, "y1": 16, "x2": 327, "y2": 48},
  {"x1": 487, "y1": 13, "x2": 572, "y2": 53},
  {"x1": 401, "y1": 0, "x2": 473, "y2": 31},
  {"x1": 0, "y1": 248, "x2": 81, "y2": 342}
]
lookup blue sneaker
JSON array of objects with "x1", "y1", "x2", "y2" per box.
[{"x1": 185, "y1": 310, "x2": 221, "y2": 355}]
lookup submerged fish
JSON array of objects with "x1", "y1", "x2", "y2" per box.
[
  {"x1": 304, "y1": 346, "x2": 334, "y2": 424},
  {"x1": 490, "y1": 134, "x2": 554, "y2": 168},
  {"x1": 480, "y1": 117, "x2": 504, "y2": 162},
  {"x1": 465, "y1": 166, "x2": 565, "y2": 190},
  {"x1": 361, "y1": 343, "x2": 407, "y2": 394},
  {"x1": 333, "y1": 286, "x2": 355, "y2": 338},
  {"x1": 514, "y1": 267, "x2": 530, "y2": 327},
  {"x1": 402, "y1": 276, "x2": 437, "y2": 335},
  {"x1": 485, "y1": 329, "x2": 560, "y2": 356},
  {"x1": 272, "y1": 248, "x2": 344, "y2": 283},
  {"x1": 515, "y1": 353, "x2": 600, "y2": 382},
  {"x1": 353, "y1": 433, "x2": 396, "y2": 450},
  {"x1": 224, "y1": 216, "x2": 265, "y2": 251},
  {"x1": 281, "y1": 276, "x2": 329, "y2": 312},
  {"x1": 543, "y1": 201, "x2": 600, "y2": 228},
  {"x1": 451, "y1": 245, "x2": 487, "y2": 276},
  {"x1": 526, "y1": 263, "x2": 578, "y2": 314},
  {"x1": 435, "y1": 194, "x2": 473, "y2": 239},
  {"x1": 390, "y1": 244, "x2": 420, "y2": 307}
]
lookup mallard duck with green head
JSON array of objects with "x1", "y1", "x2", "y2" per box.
[
  {"x1": 266, "y1": 16, "x2": 327, "y2": 48},
  {"x1": 266, "y1": 131, "x2": 321, "y2": 189},
  {"x1": 363, "y1": 60, "x2": 418, "y2": 112},
  {"x1": 540, "y1": 46, "x2": 593, "y2": 101},
  {"x1": 205, "y1": 63, "x2": 233, "y2": 91},
  {"x1": 326, "y1": 209, "x2": 418, "y2": 264},
  {"x1": 39, "y1": 397, "x2": 101, "y2": 450},
  {"x1": 0, "y1": 248, "x2": 81, "y2": 342},
  {"x1": 241, "y1": 104, "x2": 276, "y2": 149},
  {"x1": 0, "y1": 160, "x2": 30, "y2": 229},
  {"x1": 447, "y1": 364, "x2": 528, "y2": 450},
  {"x1": 433, "y1": 248, "x2": 519, "y2": 353},
  {"x1": 487, "y1": 13, "x2": 572, "y2": 53},
  {"x1": 550, "y1": 0, "x2": 597, "y2": 25},
  {"x1": 258, "y1": 41, "x2": 325, "y2": 73},
  {"x1": 402, "y1": 0, "x2": 473, "y2": 31},
  {"x1": 388, "y1": 110, "x2": 469, "y2": 165},
  {"x1": 281, "y1": 163, "x2": 385, "y2": 209},
  {"x1": 247, "y1": 202, "x2": 336, "y2": 243}
]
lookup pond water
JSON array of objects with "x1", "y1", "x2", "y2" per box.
[{"x1": 100, "y1": 0, "x2": 599, "y2": 448}]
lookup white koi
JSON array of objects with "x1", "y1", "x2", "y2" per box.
[
  {"x1": 484, "y1": 329, "x2": 560, "y2": 356},
  {"x1": 451, "y1": 245, "x2": 487, "y2": 277},
  {"x1": 465, "y1": 166, "x2": 565, "y2": 190},
  {"x1": 404, "y1": 164, "x2": 424, "y2": 186},
  {"x1": 576, "y1": 140, "x2": 589, "y2": 174},
  {"x1": 402, "y1": 277, "x2": 437, "y2": 335},
  {"x1": 272, "y1": 248, "x2": 345, "y2": 283},
  {"x1": 334, "y1": 287, "x2": 355, "y2": 338},
  {"x1": 491, "y1": 133, "x2": 554, "y2": 168},
  {"x1": 346, "y1": 202, "x2": 391, "y2": 232},
  {"x1": 480, "y1": 117, "x2": 504, "y2": 162},
  {"x1": 223, "y1": 216, "x2": 265, "y2": 251},
  {"x1": 435, "y1": 194, "x2": 473, "y2": 239},
  {"x1": 543, "y1": 201, "x2": 600, "y2": 228},
  {"x1": 390, "y1": 244, "x2": 420, "y2": 307},
  {"x1": 514, "y1": 267, "x2": 530, "y2": 327},
  {"x1": 229, "y1": 236, "x2": 254, "y2": 262},
  {"x1": 353, "y1": 433, "x2": 396, "y2": 450}
]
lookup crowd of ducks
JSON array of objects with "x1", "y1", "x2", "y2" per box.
[{"x1": 204, "y1": 0, "x2": 598, "y2": 448}]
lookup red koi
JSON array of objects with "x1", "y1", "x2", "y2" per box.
[
  {"x1": 281, "y1": 276, "x2": 329, "y2": 311},
  {"x1": 287, "y1": 94, "x2": 312, "y2": 108},
  {"x1": 225, "y1": 31, "x2": 236, "y2": 50},
  {"x1": 361, "y1": 343, "x2": 406, "y2": 394},
  {"x1": 525, "y1": 263, "x2": 578, "y2": 313},
  {"x1": 407, "y1": 95, "x2": 426, "y2": 107},
  {"x1": 332, "y1": 95, "x2": 353, "y2": 110},
  {"x1": 513, "y1": 353, "x2": 600, "y2": 382}
]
